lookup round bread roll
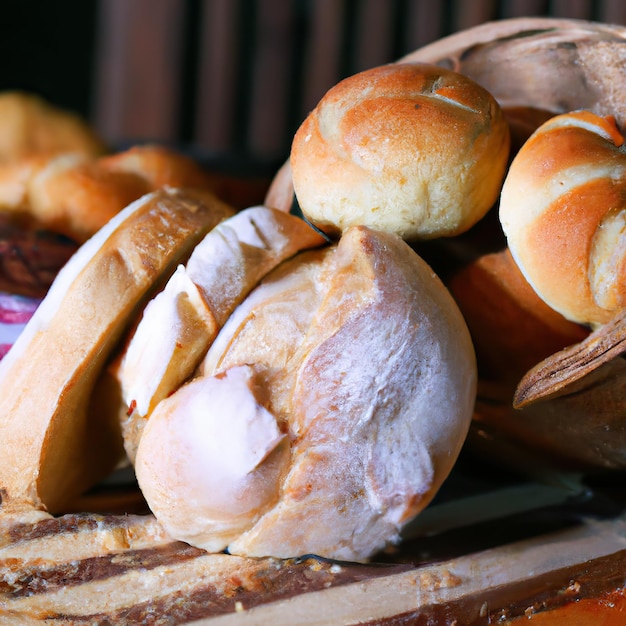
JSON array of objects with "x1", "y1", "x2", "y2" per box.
[
  {"x1": 290, "y1": 63, "x2": 510, "y2": 240},
  {"x1": 448, "y1": 248, "x2": 589, "y2": 385},
  {"x1": 0, "y1": 91, "x2": 105, "y2": 163},
  {"x1": 134, "y1": 225, "x2": 477, "y2": 562},
  {"x1": 0, "y1": 145, "x2": 220, "y2": 242},
  {"x1": 499, "y1": 110, "x2": 626, "y2": 328}
]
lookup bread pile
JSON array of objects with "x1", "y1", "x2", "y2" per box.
[
  {"x1": 1, "y1": 15, "x2": 626, "y2": 622},
  {"x1": 0, "y1": 142, "x2": 221, "y2": 243},
  {"x1": 405, "y1": 17, "x2": 626, "y2": 471},
  {"x1": 0, "y1": 64, "x2": 484, "y2": 564}
]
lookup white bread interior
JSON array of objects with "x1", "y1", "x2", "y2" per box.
[{"x1": 110, "y1": 206, "x2": 326, "y2": 462}]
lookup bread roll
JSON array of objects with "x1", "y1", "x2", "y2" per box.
[
  {"x1": 290, "y1": 63, "x2": 510, "y2": 240},
  {"x1": 0, "y1": 91, "x2": 106, "y2": 163},
  {"x1": 499, "y1": 111, "x2": 626, "y2": 327},
  {"x1": 449, "y1": 248, "x2": 589, "y2": 385},
  {"x1": 0, "y1": 145, "x2": 220, "y2": 242},
  {"x1": 135, "y1": 226, "x2": 477, "y2": 562},
  {"x1": 0, "y1": 188, "x2": 233, "y2": 514}
]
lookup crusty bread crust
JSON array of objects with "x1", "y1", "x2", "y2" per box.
[
  {"x1": 111, "y1": 206, "x2": 325, "y2": 462},
  {"x1": 136, "y1": 226, "x2": 477, "y2": 562},
  {"x1": 290, "y1": 63, "x2": 510, "y2": 241},
  {"x1": 0, "y1": 145, "x2": 220, "y2": 242},
  {"x1": 500, "y1": 111, "x2": 626, "y2": 327},
  {"x1": 449, "y1": 248, "x2": 589, "y2": 384},
  {"x1": 0, "y1": 91, "x2": 106, "y2": 163},
  {"x1": 0, "y1": 188, "x2": 233, "y2": 514}
]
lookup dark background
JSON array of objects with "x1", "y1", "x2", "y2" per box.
[
  {"x1": 0, "y1": 1, "x2": 98, "y2": 117},
  {"x1": 1, "y1": 0, "x2": 624, "y2": 168}
]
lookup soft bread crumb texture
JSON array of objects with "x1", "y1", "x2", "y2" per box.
[
  {"x1": 136, "y1": 226, "x2": 477, "y2": 562},
  {"x1": 500, "y1": 111, "x2": 626, "y2": 327},
  {"x1": 291, "y1": 63, "x2": 510, "y2": 241}
]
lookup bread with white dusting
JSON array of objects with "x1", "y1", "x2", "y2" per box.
[{"x1": 135, "y1": 226, "x2": 477, "y2": 562}]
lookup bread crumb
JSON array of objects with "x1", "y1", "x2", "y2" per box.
[{"x1": 417, "y1": 569, "x2": 462, "y2": 590}]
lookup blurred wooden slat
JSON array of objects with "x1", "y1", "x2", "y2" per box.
[
  {"x1": 550, "y1": 0, "x2": 594, "y2": 20},
  {"x1": 91, "y1": 0, "x2": 626, "y2": 164},
  {"x1": 352, "y1": 0, "x2": 396, "y2": 73},
  {"x1": 301, "y1": 0, "x2": 345, "y2": 117},
  {"x1": 502, "y1": 0, "x2": 550, "y2": 19},
  {"x1": 247, "y1": 0, "x2": 296, "y2": 161},
  {"x1": 600, "y1": 0, "x2": 626, "y2": 25},
  {"x1": 452, "y1": 0, "x2": 498, "y2": 31},
  {"x1": 195, "y1": 0, "x2": 241, "y2": 153},
  {"x1": 404, "y1": 1, "x2": 446, "y2": 53},
  {"x1": 93, "y1": 0, "x2": 187, "y2": 144}
]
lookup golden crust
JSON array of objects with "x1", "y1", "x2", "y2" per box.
[
  {"x1": 500, "y1": 111, "x2": 626, "y2": 326},
  {"x1": 0, "y1": 145, "x2": 220, "y2": 242},
  {"x1": 0, "y1": 189, "x2": 234, "y2": 514},
  {"x1": 290, "y1": 63, "x2": 510, "y2": 240},
  {"x1": 0, "y1": 91, "x2": 106, "y2": 163},
  {"x1": 137, "y1": 227, "x2": 477, "y2": 562},
  {"x1": 98, "y1": 144, "x2": 214, "y2": 190},
  {"x1": 449, "y1": 248, "x2": 589, "y2": 384}
]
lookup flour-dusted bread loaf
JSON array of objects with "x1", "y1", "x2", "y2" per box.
[
  {"x1": 499, "y1": 111, "x2": 626, "y2": 328},
  {"x1": 135, "y1": 226, "x2": 477, "y2": 562},
  {"x1": 290, "y1": 63, "x2": 510, "y2": 241},
  {"x1": 0, "y1": 188, "x2": 234, "y2": 514}
]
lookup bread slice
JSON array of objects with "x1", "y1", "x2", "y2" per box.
[
  {"x1": 0, "y1": 188, "x2": 233, "y2": 514},
  {"x1": 112, "y1": 206, "x2": 325, "y2": 462}
]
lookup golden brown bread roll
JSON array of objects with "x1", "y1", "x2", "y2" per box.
[
  {"x1": 449, "y1": 248, "x2": 589, "y2": 385},
  {"x1": 290, "y1": 63, "x2": 510, "y2": 240},
  {"x1": 499, "y1": 110, "x2": 626, "y2": 328},
  {"x1": 0, "y1": 145, "x2": 220, "y2": 242},
  {"x1": 134, "y1": 226, "x2": 477, "y2": 562},
  {"x1": 0, "y1": 91, "x2": 105, "y2": 162}
]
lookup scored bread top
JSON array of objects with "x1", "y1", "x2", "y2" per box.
[
  {"x1": 0, "y1": 188, "x2": 234, "y2": 514},
  {"x1": 290, "y1": 63, "x2": 510, "y2": 241},
  {"x1": 500, "y1": 111, "x2": 626, "y2": 327}
]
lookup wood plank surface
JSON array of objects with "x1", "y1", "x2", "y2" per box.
[{"x1": 92, "y1": 0, "x2": 187, "y2": 144}]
